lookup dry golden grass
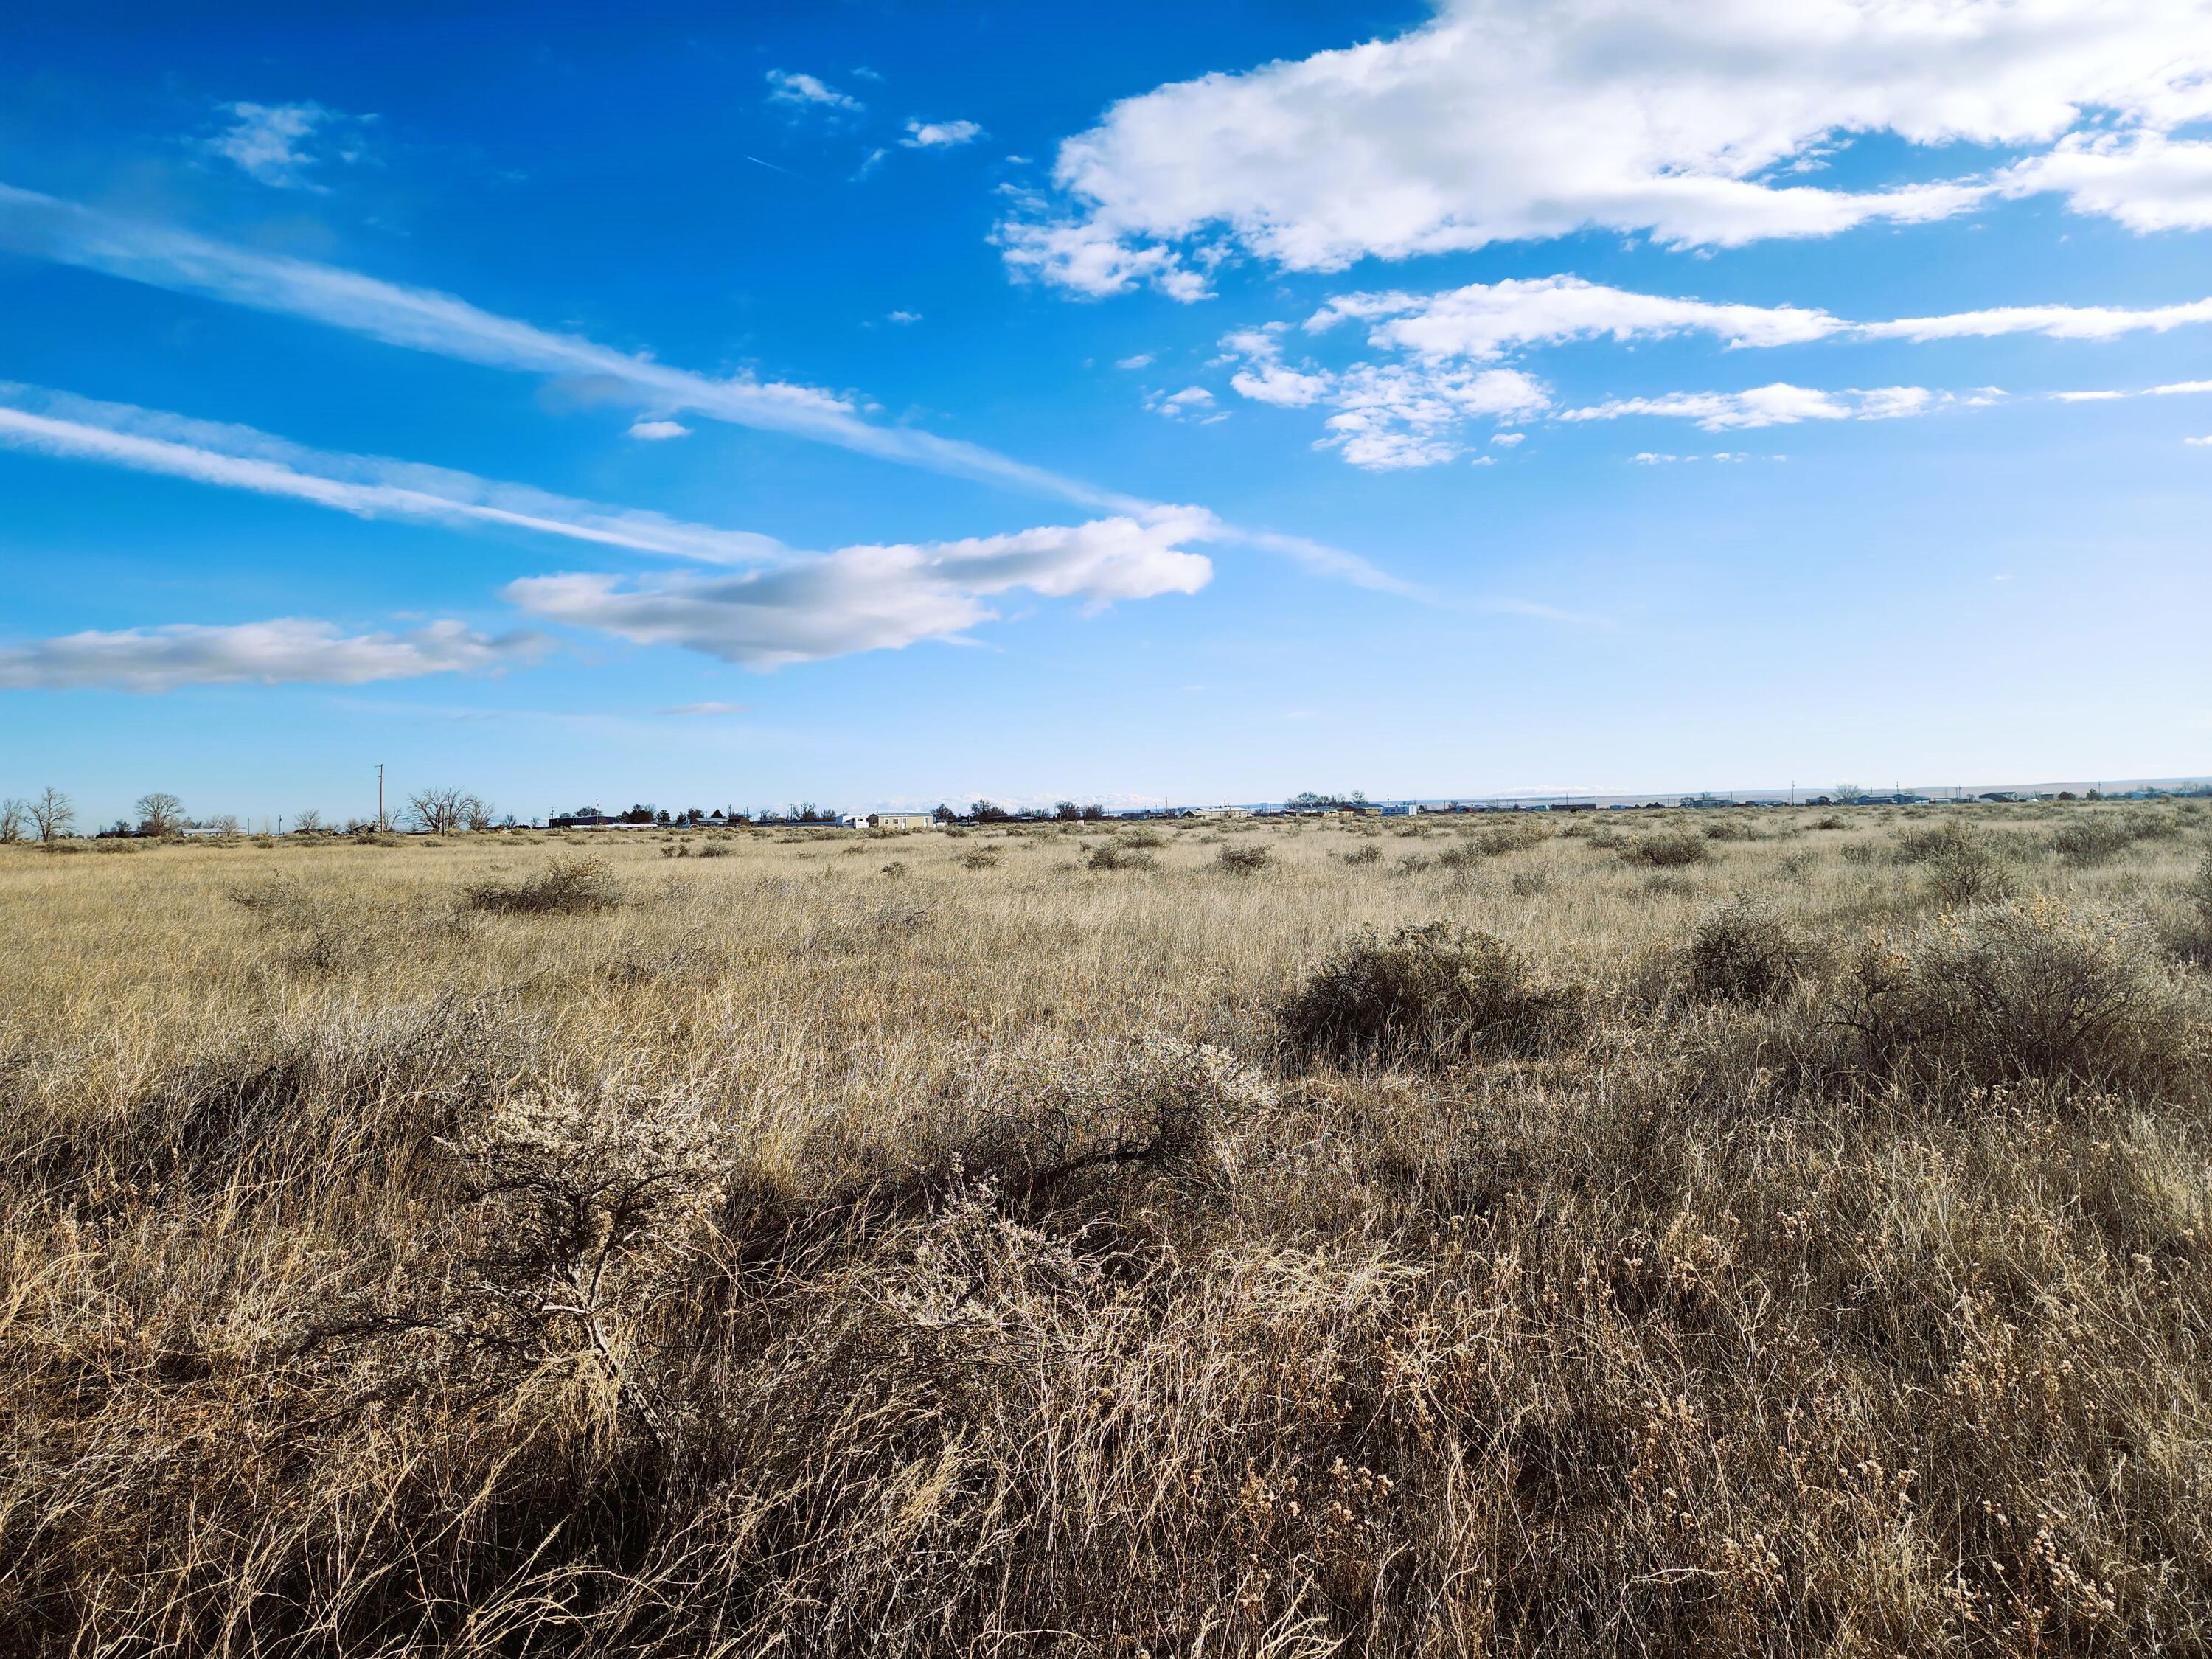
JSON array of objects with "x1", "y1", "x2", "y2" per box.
[{"x1": 4, "y1": 801, "x2": 2211, "y2": 1655}]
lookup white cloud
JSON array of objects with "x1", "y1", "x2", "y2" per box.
[
  {"x1": 658, "y1": 700, "x2": 749, "y2": 716},
  {"x1": 1630, "y1": 451, "x2": 1753, "y2": 463},
  {"x1": 886, "y1": 310, "x2": 921, "y2": 324},
  {"x1": 2051, "y1": 378, "x2": 2212, "y2": 401},
  {"x1": 0, "y1": 384, "x2": 787, "y2": 563},
  {"x1": 766, "y1": 70, "x2": 862, "y2": 114},
  {"x1": 2044, "y1": 380, "x2": 2203, "y2": 403},
  {"x1": 1315, "y1": 272, "x2": 2212, "y2": 362},
  {"x1": 2188, "y1": 434, "x2": 2212, "y2": 445},
  {"x1": 1231, "y1": 364, "x2": 1333, "y2": 408},
  {"x1": 1145, "y1": 385, "x2": 1222, "y2": 422},
  {"x1": 1320, "y1": 364, "x2": 1550, "y2": 467},
  {"x1": 1995, "y1": 131, "x2": 2212, "y2": 232},
  {"x1": 0, "y1": 617, "x2": 538, "y2": 693},
  {"x1": 507, "y1": 512, "x2": 1214, "y2": 669},
  {"x1": 1220, "y1": 265, "x2": 2212, "y2": 461},
  {"x1": 1114, "y1": 352, "x2": 1155, "y2": 369},
  {"x1": 901, "y1": 119, "x2": 983, "y2": 149},
  {"x1": 1492, "y1": 432, "x2": 1524, "y2": 446},
  {"x1": 1001, "y1": 0, "x2": 2212, "y2": 296},
  {"x1": 1215, "y1": 324, "x2": 1547, "y2": 466},
  {"x1": 1310, "y1": 276, "x2": 1846, "y2": 360},
  {"x1": 1561, "y1": 382, "x2": 1952, "y2": 430},
  {"x1": 0, "y1": 183, "x2": 1408, "y2": 591},
  {"x1": 1865, "y1": 293, "x2": 2212, "y2": 342},
  {"x1": 203, "y1": 101, "x2": 371, "y2": 190},
  {"x1": 625, "y1": 418, "x2": 690, "y2": 441}
]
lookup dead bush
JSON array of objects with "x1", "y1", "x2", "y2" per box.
[
  {"x1": 464, "y1": 856, "x2": 622, "y2": 914},
  {"x1": 1829, "y1": 896, "x2": 2202, "y2": 1092},
  {"x1": 1280, "y1": 922, "x2": 1587, "y2": 1068},
  {"x1": 954, "y1": 1035, "x2": 1267, "y2": 1208},
  {"x1": 1927, "y1": 836, "x2": 2016, "y2": 909},
  {"x1": 1087, "y1": 842, "x2": 1154, "y2": 872},
  {"x1": 2173, "y1": 849, "x2": 2212, "y2": 965},
  {"x1": 1686, "y1": 895, "x2": 1807, "y2": 1002},
  {"x1": 2052, "y1": 811, "x2": 2173, "y2": 866},
  {"x1": 1216, "y1": 844, "x2": 1272, "y2": 874},
  {"x1": 1623, "y1": 830, "x2": 1711, "y2": 868}
]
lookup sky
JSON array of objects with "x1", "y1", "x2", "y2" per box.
[{"x1": 1, "y1": 0, "x2": 2208, "y2": 827}]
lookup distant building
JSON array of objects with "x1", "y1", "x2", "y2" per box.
[
  {"x1": 1184, "y1": 805, "x2": 1253, "y2": 820},
  {"x1": 869, "y1": 812, "x2": 936, "y2": 832}
]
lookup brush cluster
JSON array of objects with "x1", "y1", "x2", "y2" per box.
[{"x1": 4, "y1": 804, "x2": 2211, "y2": 1655}]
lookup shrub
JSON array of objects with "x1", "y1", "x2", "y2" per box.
[
  {"x1": 2174, "y1": 849, "x2": 2212, "y2": 965},
  {"x1": 960, "y1": 849, "x2": 1003, "y2": 871},
  {"x1": 956, "y1": 1035, "x2": 1267, "y2": 1207},
  {"x1": 1622, "y1": 831, "x2": 1710, "y2": 868},
  {"x1": 340, "y1": 1086, "x2": 722, "y2": 1450},
  {"x1": 1086, "y1": 842, "x2": 1153, "y2": 872},
  {"x1": 1216, "y1": 844, "x2": 1272, "y2": 874},
  {"x1": 1685, "y1": 896, "x2": 1806, "y2": 1001},
  {"x1": 1925, "y1": 836, "x2": 2015, "y2": 909},
  {"x1": 464, "y1": 856, "x2": 622, "y2": 914},
  {"x1": 1343, "y1": 842, "x2": 1382, "y2": 866},
  {"x1": 1280, "y1": 922, "x2": 1586, "y2": 1068},
  {"x1": 695, "y1": 842, "x2": 732, "y2": 859},
  {"x1": 2051, "y1": 811, "x2": 2172, "y2": 866},
  {"x1": 1829, "y1": 896, "x2": 2201, "y2": 1091},
  {"x1": 1123, "y1": 827, "x2": 1166, "y2": 849}
]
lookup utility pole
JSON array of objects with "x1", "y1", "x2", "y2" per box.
[{"x1": 378, "y1": 763, "x2": 385, "y2": 832}]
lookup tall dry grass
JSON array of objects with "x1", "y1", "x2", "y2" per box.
[{"x1": 3, "y1": 801, "x2": 2211, "y2": 1655}]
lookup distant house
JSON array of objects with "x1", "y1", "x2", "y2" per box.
[
  {"x1": 869, "y1": 812, "x2": 936, "y2": 832},
  {"x1": 1184, "y1": 805, "x2": 1253, "y2": 820}
]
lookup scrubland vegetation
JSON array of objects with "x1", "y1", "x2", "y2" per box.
[{"x1": 4, "y1": 801, "x2": 2212, "y2": 1655}]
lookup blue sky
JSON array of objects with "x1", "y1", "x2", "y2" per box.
[{"x1": 1, "y1": 0, "x2": 2208, "y2": 825}]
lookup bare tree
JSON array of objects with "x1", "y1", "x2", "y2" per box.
[
  {"x1": 207, "y1": 813, "x2": 240, "y2": 838},
  {"x1": 0, "y1": 798, "x2": 27, "y2": 844},
  {"x1": 407, "y1": 785, "x2": 476, "y2": 834},
  {"x1": 464, "y1": 795, "x2": 494, "y2": 833},
  {"x1": 1833, "y1": 783, "x2": 1866, "y2": 804},
  {"x1": 135, "y1": 791, "x2": 185, "y2": 838},
  {"x1": 31, "y1": 786, "x2": 75, "y2": 843},
  {"x1": 292, "y1": 808, "x2": 326, "y2": 835}
]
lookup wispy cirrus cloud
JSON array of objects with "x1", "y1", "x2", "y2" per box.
[
  {"x1": 0, "y1": 381, "x2": 1239, "y2": 675},
  {"x1": 1559, "y1": 383, "x2": 1979, "y2": 431},
  {"x1": 0, "y1": 384, "x2": 787, "y2": 563},
  {"x1": 0, "y1": 617, "x2": 539, "y2": 693},
  {"x1": 2048, "y1": 378, "x2": 2212, "y2": 403},
  {"x1": 0, "y1": 183, "x2": 1409, "y2": 594}
]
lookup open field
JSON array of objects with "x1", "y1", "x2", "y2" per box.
[{"x1": 5, "y1": 801, "x2": 2212, "y2": 1655}]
